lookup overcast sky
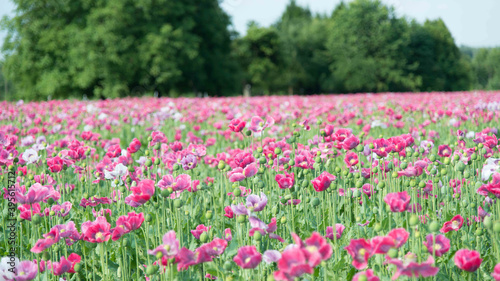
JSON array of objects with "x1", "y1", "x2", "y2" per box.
[{"x1": 0, "y1": 0, "x2": 499, "y2": 57}]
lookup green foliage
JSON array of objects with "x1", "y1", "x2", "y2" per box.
[{"x1": 1, "y1": 0, "x2": 236, "y2": 100}]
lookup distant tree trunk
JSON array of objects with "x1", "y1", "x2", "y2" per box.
[
  {"x1": 288, "y1": 86, "x2": 293, "y2": 95},
  {"x1": 244, "y1": 84, "x2": 251, "y2": 98}
]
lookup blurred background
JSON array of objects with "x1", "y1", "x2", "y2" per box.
[{"x1": 0, "y1": 0, "x2": 499, "y2": 100}]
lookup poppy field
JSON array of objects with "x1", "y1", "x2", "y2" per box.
[{"x1": 2, "y1": 91, "x2": 500, "y2": 281}]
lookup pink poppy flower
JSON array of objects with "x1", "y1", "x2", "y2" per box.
[
  {"x1": 344, "y1": 151, "x2": 359, "y2": 167},
  {"x1": 16, "y1": 183, "x2": 49, "y2": 205},
  {"x1": 249, "y1": 116, "x2": 274, "y2": 133},
  {"x1": 52, "y1": 254, "x2": 81, "y2": 276},
  {"x1": 246, "y1": 192, "x2": 268, "y2": 212},
  {"x1": 371, "y1": 236, "x2": 396, "y2": 254},
  {"x1": 386, "y1": 253, "x2": 439, "y2": 280},
  {"x1": 127, "y1": 138, "x2": 141, "y2": 154},
  {"x1": 325, "y1": 224, "x2": 345, "y2": 240},
  {"x1": 224, "y1": 228, "x2": 232, "y2": 241},
  {"x1": 11, "y1": 260, "x2": 38, "y2": 281},
  {"x1": 423, "y1": 234, "x2": 450, "y2": 257},
  {"x1": 294, "y1": 232, "x2": 333, "y2": 267},
  {"x1": 224, "y1": 206, "x2": 234, "y2": 218},
  {"x1": 274, "y1": 247, "x2": 313, "y2": 281},
  {"x1": 440, "y1": 214, "x2": 464, "y2": 233},
  {"x1": 233, "y1": 246, "x2": 262, "y2": 269},
  {"x1": 80, "y1": 216, "x2": 111, "y2": 243},
  {"x1": 148, "y1": 230, "x2": 179, "y2": 259},
  {"x1": 438, "y1": 144, "x2": 452, "y2": 157},
  {"x1": 18, "y1": 203, "x2": 42, "y2": 221},
  {"x1": 249, "y1": 217, "x2": 284, "y2": 242},
  {"x1": 31, "y1": 228, "x2": 60, "y2": 253},
  {"x1": 343, "y1": 135, "x2": 360, "y2": 150},
  {"x1": 263, "y1": 250, "x2": 281, "y2": 264},
  {"x1": 492, "y1": 263, "x2": 500, "y2": 281},
  {"x1": 353, "y1": 269, "x2": 379, "y2": 281},
  {"x1": 397, "y1": 166, "x2": 423, "y2": 178},
  {"x1": 275, "y1": 171, "x2": 295, "y2": 189},
  {"x1": 311, "y1": 171, "x2": 336, "y2": 192},
  {"x1": 191, "y1": 224, "x2": 211, "y2": 239},
  {"x1": 454, "y1": 249, "x2": 482, "y2": 272},
  {"x1": 106, "y1": 144, "x2": 121, "y2": 158},
  {"x1": 387, "y1": 228, "x2": 410, "y2": 248},
  {"x1": 372, "y1": 139, "x2": 393, "y2": 157},
  {"x1": 345, "y1": 238, "x2": 373, "y2": 270},
  {"x1": 125, "y1": 179, "x2": 155, "y2": 207},
  {"x1": 111, "y1": 212, "x2": 144, "y2": 241},
  {"x1": 384, "y1": 191, "x2": 411, "y2": 212},
  {"x1": 229, "y1": 119, "x2": 246, "y2": 132},
  {"x1": 47, "y1": 156, "x2": 64, "y2": 173},
  {"x1": 158, "y1": 174, "x2": 191, "y2": 192}
]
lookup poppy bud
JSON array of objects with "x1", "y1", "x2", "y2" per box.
[
  {"x1": 200, "y1": 232, "x2": 208, "y2": 243},
  {"x1": 49, "y1": 210, "x2": 55, "y2": 216},
  {"x1": 145, "y1": 214, "x2": 153, "y2": 222},
  {"x1": 484, "y1": 216, "x2": 493, "y2": 228},
  {"x1": 73, "y1": 263, "x2": 81, "y2": 272},
  {"x1": 253, "y1": 231, "x2": 262, "y2": 241},
  {"x1": 494, "y1": 222, "x2": 500, "y2": 233},
  {"x1": 475, "y1": 228, "x2": 483, "y2": 236},
  {"x1": 173, "y1": 200, "x2": 183, "y2": 209},
  {"x1": 223, "y1": 261, "x2": 233, "y2": 271},
  {"x1": 388, "y1": 248, "x2": 398, "y2": 259},
  {"x1": 429, "y1": 221, "x2": 439, "y2": 232},
  {"x1": 374, "y1": 223, "x2": 382, "y2": 232},
  {"x1": 281, "y1": 216, "x2": 287, "y2": 224},
  {"x1": 237, "y1": 215, "x2": 246, "y2": 223},
  {"x1": 146, "y1": 265, "x2": 159, "y2": 276},
  {"x1": 409, "y1": 215, "x2": 419, "y2": 226},
  {"x1": 154, "y1": 158, "x2": 160, "y2": 165},
  {"x1": 32, "y1": 214, "x2": 41, "y2": 225},
  {"x1": 311, "y1": 197, "x2": 320, "y2": 207},
  {"x1": 205, "y1": 211, "x2": 213, "y2": 219}
]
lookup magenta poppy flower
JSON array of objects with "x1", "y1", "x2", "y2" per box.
[
  {"x1": 18, "y1": 203, "x2": 42, "y2": 221},
  {"x1": 224, "y1": 206, "x2": 234, "y2": 218},
  {"x1": 51, "y1": 221, "x2": 81, "y2": 246},
  {"x1": 111, "y1": 212, "x2": 144, "y2": 241},
  {"x1": 11, "y1": 260, "x2": 38, "y2": 281},
  {"x1": 180, "y1": 154, "x2": 197, "y2": 170},
  {"x1": 227, "y1": 167, "x2": 246, "y2": 182},
  {"x1": 191, "y1": 224, "x2": 211, "y2": 239},
  {"x1": 345, "y1": 238, "x2": 373, "y2": 270},
  {"x1": 198, "y1": 237, "x2": 228, "y2": 258},
  {"x1": 127, "y1": 138, "x2": 142, "y2": 154},
  {"x1": 51, "y1": 254, "x2": 80, "y2": 276},
  {"x1": 344, "y1": 151, "x2": 359, "y2": 167},
  {"x1": 343, "y1": 135, "x2": 360, "y2": 150},
  {"x1": 16, "y1": 183, "x2": 49, "y2": 205},
  {"x1": 334, "y1": 128, "x2": 352, "y2": 142},
  {"x1": 106, "y1": 144, "x2": 122, "y2": 158},
  {"x1": 246, "y1": 192, "x2": 268, "y2": 212},
  {"x1": 454, "y1": 249, "x2": 482, "y2": 272},
  {"x1": 371, "y1": 236, "x2": 396, "y2": 254},
  {"x1": 311, "y1": 171, "x2": 336, "y2": 192},
  {"x1": 229, "y1": 119, "x2": 246, "y2": 132},
  {"x1": 125, "y1": 179, "x2": 155, "y2": 207},
  {"x1": 388, "y1": 228, "x2": 410, "y2": 248},
  {"x1": 249, "y1": 217, "x2": 284, "y2": 242},
  {"x1": 47, "y1": 156, "x2": 64, "y2": 173},
  {"x1": 390, "y1": 136, "x2": 407, "y2": 152},
  {"x1": 274, "y1": 247, "x2": 313, "y2": 281},
  {"x1": 158, "y1": 174, "x2": 191, "y2": 192},
  {"x1": 80, "y1": 216, "x2": 111, "y2": 243},
  {"x1": 440, "y1": 214, "x2": 464, "y2": 233},
  {"x1": 299, "y1": 232, "x2": 333, "y2": 267},
  {"x1": 438, "y1": 144, "x2": 452, "y2": 157},
  {"x1": 353, "y1": 269, "x2": 379, "y2": 281},
  {"x1": 325, "y1": 224, "x2": 345, "y2": 240},
  {"x1": 31, "y1": 227, "x2": 60, "y2": 253},
  {"x1": 386, "y1": 253, "x2": 439, "y2": 280},
  {"x1": 275, "y1": 171, "x2": 295, "y2": 189},
  {"x1": 148, "y1": 230, "x2": 179, "y2": 259},
  {"x1": 492, "y1": 263, "x2": 500, "y2": 280},
  {"x1": 384, "y1": 191, "x2": 411, "y2": 212},
  {"x1": 371, "y1": 138, "x2": 393, "y2": 157},
  {"x1": 323, "y1": 124, "x2": 334, "y2": 137},
  {"x1": 423, "y1": 234, "x2": 450, "y2": 257},
  {"x1": 233, "y1": 246, "x2": 262, "y2": 269}
]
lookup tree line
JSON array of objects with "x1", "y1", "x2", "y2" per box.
[{"x1": 0, "y1": 0, "x2": 499, "y2": 100}]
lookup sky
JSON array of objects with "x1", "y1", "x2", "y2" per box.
[{"x1": 0, "y1": 0, "x2": 499, "y2": 56}]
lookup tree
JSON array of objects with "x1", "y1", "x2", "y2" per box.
[
  {"x1": 1, "y1": 0, "x2": 237, "y2": 100},
  {"x1": 324, "y1": 0, "x2": 420, "y2": 93}
]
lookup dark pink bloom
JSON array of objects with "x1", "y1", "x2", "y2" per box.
[
  {"x1": 274, "y1": 247, "x2": 313, "y2": 281},
  {"x1": 334, "y1": 128, "x2": 352, "y2": 142},
  {"x1": 344, "y1": 151, "x2": 359, "y2": 167},
  {"x1": 80, "y1": 216, "x2": 111, "y2": 243},
  {"x1": 111, "y1": 212, "x2": 144, "y2": 241},
  {"x1": 386, "y1": 253, "x2": 439, "y2": 280},
  {"x1": 423, "y1": 234, "x2": 450, "y2": 257},
  {"x1": 106, "y1": 144, "x2": 121, "y2": 158},
  {"x1": 125, "y1": 179, "x2": 155, "y2": 207},
  {"x1": 249, "y1": 116, "x2": 274, "y2": 133},
  {"x1": 384, "y1": 191, "x2": 411, "y2": 212},
  {"x1": 438, "y1": 145, "x2": 452, "y2": 157},
  {"x1": 275, "y1": 171, "x2": 295, "y2": 189},
  {"x1": 11, "y1": 260, "x2": 38, "y2": 281},
  {"x1": 224, "y1": 206, "x2": 234, "y2": 218},
  {"x1": 249, "y1": 217, "x2": 284, "y2": 242},
  {"x1": 31, "y1": 228, "x2": 59, "y2": 253},
  {"x1": 311, "y1": 171, "x2": 336, "y2": 192},
  {"x1": 229, "y1": 119, "x2": 246, "y2": 132},
  {"x1": 47, "y1": 156, "x2": 64, "y2": 173},
  {"x1": 353, "y1": 269, "x2": 379, "y2": 281},
  {"x1": 397, "y1": 166, "x2": 423, "y2": 178},
  {"x1": 371, "y1": 236, "x2": 396, "y2": 254},
  {"x1": 299, "y1": 232, "x2": 333, "y2": 267},
  {"x1": 127, "y1": 138, "x2": 142, "y2": 154},
  {"x1": 233, "y1": 246, "x2": 262, "y2": 269},
  {"x1": 372, "y1": 139, "x2": 393, "y2": 157},
  {"x1": 224, "y1": 228, "x2": 232, "y2": 241},
  {"x1": 191, "y1": 224, "x2": 211, "y2": 239},
  {"x1": 343, "y1": 135, "x2": 360, "y2": 150},
  {"x1": 388, "y1": 228, "x2": 410, "y2": 248},
  {"x1": 325, "y1": 224, "x2": 345, "y2": 240},
  {"x1": 454, "y1": 249, "x2": 482, "y2": 272},
  {"x1": 345, "y1": 238, "x2": 373, "y2": 270},
  {"x1": 158, "y1": 174, "x2": 191, "y2": 192},
  {"x1": 440, "y1": 214, "x2": 464, "y2": 233}
]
